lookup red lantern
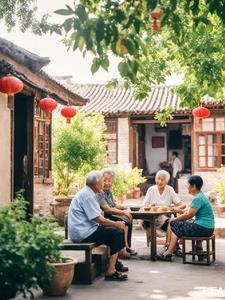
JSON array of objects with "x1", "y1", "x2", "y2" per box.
[
  {"x1": 192, "y1": 106, "x2": 210, "y2": 118},
  {"x1": 151, "y1": 20, "x2": 161, "y2": 31},
  {"x1": 39, "y1": 97, "x2": 57, "y2": 113},
  {"x1": 150, "y1": 9, "x2": 163, "y2": 20},
  {"x1": 0, "y1": 74, "x2": 23, "y2": 96},
  {"x1": 61, "y1": 106, "x2": 76, "y2": 123}
]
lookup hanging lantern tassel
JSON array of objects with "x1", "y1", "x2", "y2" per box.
[
  {"x1": 0, "y1": 74, "x2": 24, "y2": 96},
  {"x1": 61, "y1": 106, "x2": 76, "y2": 123},
  {"x1": 192, "y1": 106, "x2": 211, "y2": 119},
  {"x1": 151, "y1": 20, "x2": 160, "y2": 31}
]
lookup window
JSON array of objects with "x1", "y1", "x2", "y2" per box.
[
  {"x1": 104, "y1": 118, "x2": 117, "y2": 164},
  {"x1": 34, "y1": 105, "x2": 51, "y2": 179},
  {"x1": 195, "y1": 116, "x2": 225, "y2": 168}
]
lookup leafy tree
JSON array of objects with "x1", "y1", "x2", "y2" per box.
[
  {"x1": 52, "y1": 112, "x2": 107, "y2": 196},
  {"x1": 1, "y1": 1, "x2": 225, "y2": 108},
  {"x1": 0, "y1": 0, "x2": 37, "y2": 32},
  {"x1": 38, "y1": 0, "x2": 225, "y2": 108}
]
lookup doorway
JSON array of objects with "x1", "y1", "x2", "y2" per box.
[{"x1": 13, "y1": 93, "x2": 33, "y2": 214}]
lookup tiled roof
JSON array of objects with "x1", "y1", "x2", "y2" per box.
[
  {"x1": 60, "y1": 82, "x2": 191, "y2": 116},
  {"x1": 0, "y1": 37, "x2": 88, "y2": 105}
]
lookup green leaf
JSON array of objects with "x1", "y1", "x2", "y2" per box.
[
  {"x1": 123, "y1": 38, "x2": 136, "y2": 55},
  {"x1": 96, "y1": 19, "x2": 105, "y2": 42},
  {"x1": 91, "y1": 58, "x2": 100, "y2": 74},
  {"x1": 133, "y1": 18, "x2": 141, "y2": 33},
  {"x1": 62, "y1": 18, "x2": 74, "y2": 32},
  {"x1": 146, "y1": 0, "x2": 157, "y2": 11},
  {"x1": 75, "y1": 4, "x2": 88, "y2": 22},
  {"x1": 101, "y1": 56, "x2": 109, "y2": 71},
  {"x1": 118, "y1": 62, "x2": 129, "y2": 77},
  {"x1": 54, "y1": 9, "x2": 74, "y2": 16},
  {"x1": 115, "y1": 9, "x2": 126, "y2": 22}
]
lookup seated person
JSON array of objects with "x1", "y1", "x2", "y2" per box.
[
  {"x1": 68, "y1": 170, "x2": 128, "y2": 281},
  {"x1": 97, "y1": 167, "x2": 137, "y2": 257},
  {"x1": 143, "y1": 170, "x2": 186, "y2": 250},
  {"x1": 158, "y1": 175, "x2": 215, "y2": 261}
]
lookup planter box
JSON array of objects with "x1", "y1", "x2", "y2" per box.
[{"x1": 50, "y1": 197, "x2": 73, "y2": 224}]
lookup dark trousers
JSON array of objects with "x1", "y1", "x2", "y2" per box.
[
  {"x1": 83, "y1": 226, "x2": 125, "y2": 256},
  {"x1": 105, "y1": 214, "x2": 133, "y2": 247},
  {"x1": 171, "y1": 176, "x2": 179, "y2": 193}
]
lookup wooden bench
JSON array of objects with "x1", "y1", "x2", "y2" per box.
[
  {"x1": 182, "y1": 235, "x2": 215, "y2": 265},
  {"x1": 61, "y1": 214, "x2": 109, "y2": 284}
]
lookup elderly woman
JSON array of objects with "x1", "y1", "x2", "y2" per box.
[
  {"x1": 143, "y1": 170, "x2": 186, "y2": 249},
  {"x1": 97, "y1": 168, "x2": 137, "y2": 258},
  {"x1": 158, "y1": 175, "x2": 215, "y2": 261}
]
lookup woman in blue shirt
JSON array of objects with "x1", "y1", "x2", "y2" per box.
[{"x1": 158, "y1": 175, "x2": 214, "y2": 261}]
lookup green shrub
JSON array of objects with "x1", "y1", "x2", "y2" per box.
[
  {"x1": 112, "y1": 168, "x2": 146, "y2": 197},
  {"x1": 0, "y1": 193, "x2": 63, "y2": 299},
  {"x1": 53, "y1": 112, "x2": 107, "y2": 196}
]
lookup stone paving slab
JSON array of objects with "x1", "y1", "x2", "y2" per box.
[{"x1": 25, "y1": 231, "x2": 225, "y2": 300}]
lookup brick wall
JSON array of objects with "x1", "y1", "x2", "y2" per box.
[{"x1": 33, "y1": 182, "x2": 54, "y2": 216}]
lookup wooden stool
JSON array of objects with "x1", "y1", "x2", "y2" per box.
[{"x1": 182, "y1": 235, "x2": 215, "y2": 265}]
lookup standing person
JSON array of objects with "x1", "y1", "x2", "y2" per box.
[
  {"x1": 157, "y1": 175, "x2": 214, "y2": 261},
  {"x1": 97, "y1": 168, "x2": 137, "y2": 258},
  {"x1": 170, "y1": 151, "x2": 182, "y2": 193},
  {"x1": 68, "y1": 170, "x2": 128, "y2": 281}
]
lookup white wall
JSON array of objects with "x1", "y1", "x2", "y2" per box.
[
  {"x1": 117, "y1": 117, "x2": 131, "y2": 171},
  {"x1": 0, "y1": 93, "x2": 11, "y2": 207},
  {"x1": 145, "y1": 124, "x2": 167, "y2": 173}
]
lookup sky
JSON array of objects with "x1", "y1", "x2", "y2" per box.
[{"x1": 0, "y1": 0, "x2": 182, "y2": 85}]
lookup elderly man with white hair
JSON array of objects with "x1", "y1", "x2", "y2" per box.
[
  {"x1": 68, "y1": 170, "x2": 128, "y2": 281},
  {"x1": 143, "y1": 170, "x2": 186, "y2": 254}
]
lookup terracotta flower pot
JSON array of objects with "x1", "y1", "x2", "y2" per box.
[
  {"x1": 51, "y1": 197, "x2": 73, "y2": 225},
  {"x1": 40, "y1": 257, "x2": 76, "y2": 297}
]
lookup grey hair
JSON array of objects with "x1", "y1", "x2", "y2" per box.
[
  {"x1": 155, "y1": 170, "x2": 170, "y2": 183},
  {"x1": 86, "y1": 170, "x2": 103, "y2": 188},
  {"x1": 101, "y1": 167, "x2": 115, "y2": 179}
]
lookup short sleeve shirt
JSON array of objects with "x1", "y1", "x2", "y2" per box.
[
  {"x1": 68, "y1": 186, "x2": 101, "y2": 242},
  {"x1": 190, "y1": 191, "x2": 214, "y2": 228},
  {"x1": 144, "y1": 185, "x2": 180, "y2": 207},
  {"x1": 97, "y1": 190, "x2": 116, "y2": 208}
]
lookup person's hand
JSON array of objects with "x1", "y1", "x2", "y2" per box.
[
  {"x1": 115, "y1": 221, "x2": 126, "y2": 231},
  {"x1": 123, "y1": 211, "x2": 133, "y2": 221},
  {"x1": 172, "y1": 207, "x2": 185, "y2": 214}
]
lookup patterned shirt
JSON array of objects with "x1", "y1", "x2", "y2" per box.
[{"x1": 97, "y1": 190, "x2": 116, "y2": 208}]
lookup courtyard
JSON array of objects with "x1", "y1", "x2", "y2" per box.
[{"x1": 29, "y1": 230, "x2": 225, "y2": 300}]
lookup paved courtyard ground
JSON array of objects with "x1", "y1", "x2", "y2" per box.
[{"x1": 28, "y1": 229, "x2": 225, "y2": 300}]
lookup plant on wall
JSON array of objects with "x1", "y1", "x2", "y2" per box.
[{"x1": 52, "y1": 112, "x2": 107, "y2": 196}]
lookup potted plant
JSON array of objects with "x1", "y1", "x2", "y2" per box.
[
  {"x1": 126, "y1": 168, "x2": 146, "y2": 199},
  {"x1": 0, "y1": 193, "x2": 76, "y2": 299},
  {"x1": 112, "y1": 170, "x2": 130, "y2": 204}
]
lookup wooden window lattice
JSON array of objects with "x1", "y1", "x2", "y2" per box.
[{"x1": 34, "y1": 104, "x2": 51, "y2": 178}]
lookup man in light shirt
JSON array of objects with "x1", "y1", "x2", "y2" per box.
[
  {"x1": 170, "y1": 151, "x2": 182, "y2": 193},
  {"x1": 68, "y1": 170, "x2": 128, "y2": 281}
]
